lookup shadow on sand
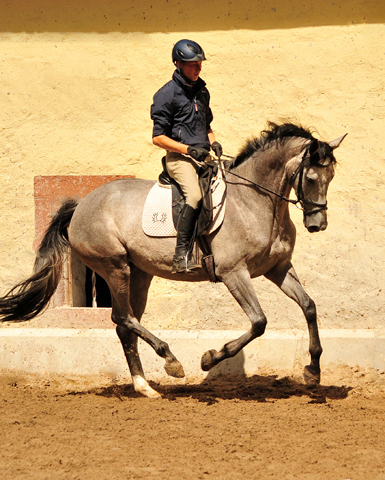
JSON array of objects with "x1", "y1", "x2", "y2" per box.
[
  {"x1": 77, "y1": 374, "x2": 352, "y2": 405},
  {"x1": 71, "y1": 351, "x2": 352, "y2": 405},
  {"x1": 66, "y1": 351, "x2": 353, "y2": 404}
]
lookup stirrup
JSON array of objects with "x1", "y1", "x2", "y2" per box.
[{"x1": 172, "y1": 255, "x2": 201, "y2": 274}]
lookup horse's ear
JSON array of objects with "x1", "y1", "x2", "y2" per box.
[
  {"x1": 329, "y1": 133, "x2": 348, "y2": 150},
  {"x1": 308, "y1": 138, "x2": 320, "y2": 157}
]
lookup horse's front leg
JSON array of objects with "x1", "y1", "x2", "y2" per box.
[
  {"x1": 265, "y1": 261, "x2": 322, "y2": 385},
  {"x1": 201, "y1": 268, "x2": 267, "y2": 371}
]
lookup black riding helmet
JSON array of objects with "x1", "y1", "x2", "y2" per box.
[{"x1": 172, "y1": 39, "x2": 206, "y2": 64}]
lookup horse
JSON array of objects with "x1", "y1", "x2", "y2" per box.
[{"x1": 0, "y1": 123, "x2": 346, "y2": 398}]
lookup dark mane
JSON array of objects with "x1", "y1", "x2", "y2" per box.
[{"x1": 226, "y1": 122, "x2": 315, "y2": 169}]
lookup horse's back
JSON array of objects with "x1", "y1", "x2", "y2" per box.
[{"x1": 79, "y1": 177, "x2": 154, "y2": 208}]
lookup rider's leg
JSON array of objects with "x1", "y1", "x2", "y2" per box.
[
  {"x1": 172, "y1": 203, "x2": 201, "y2": 273},
  {"x1": 166, "y1": 152, "x2": 202, "y2": 273}
]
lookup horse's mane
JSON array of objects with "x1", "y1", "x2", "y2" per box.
[{"x1": 226, "y1": 122, "x2": 315, "y2": 170}]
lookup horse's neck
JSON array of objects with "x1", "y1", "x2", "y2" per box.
[
  {"x1": 228, "y1": 145, "x2": 305, "y2": 224},
  {"x1": 231, "y1": 149, "x2": 292, "y2": 201}
]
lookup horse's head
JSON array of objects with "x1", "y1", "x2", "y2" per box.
[{"x1": 294, "y1": 134, "x2": 347, "y2": 233}]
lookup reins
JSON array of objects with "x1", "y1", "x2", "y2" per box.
[{"x1": 219, "y1": 149, "x2": 328, "y2": 214}]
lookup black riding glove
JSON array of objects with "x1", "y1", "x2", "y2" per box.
[
  {"x1": 187, "y1": 146, "x2": 210, "y2": 163},
  {"x1": 211, "y1": 141, "x2": 223, "y2": 158}
]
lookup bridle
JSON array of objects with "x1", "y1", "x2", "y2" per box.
[
  {"x1": 291, "y1": 148, "x2": 331, "y2": 216},
  {"x1": 221, "y1": 147, "x2": 331, "y2": 216}
]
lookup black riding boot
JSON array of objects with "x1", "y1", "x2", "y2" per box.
[{"x1": 172, "y1": 204, "x2": 201, "y2": 274}]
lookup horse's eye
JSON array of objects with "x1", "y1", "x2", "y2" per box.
[{"x1": 305, "y1": 176, "x2": 316, "y2": 185}]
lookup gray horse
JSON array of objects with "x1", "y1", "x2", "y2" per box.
[{"x1": 0, "y1": 123, "x2": 346, "y2": 398}]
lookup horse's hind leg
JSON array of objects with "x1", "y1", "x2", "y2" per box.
[
  {"x1": 115, "y1": 265, "x2": 160, "y2": 398},
  {"x1": 108, "y1": 263, "x2": 185, "y2": 397},
  {"x1": 116, "y1": 326, "x2": 161, "y2": 398},
  {"x1": 265, "y1": 261, "x2": 322, "y2": 385}
]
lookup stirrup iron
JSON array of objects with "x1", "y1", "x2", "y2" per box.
[{"x1": 172, "y1": 254, "x2": 201, "y2": 275}]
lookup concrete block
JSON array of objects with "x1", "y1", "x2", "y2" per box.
[{"x1": 0, "y1": 328, "x2": 384, "y2": 381}]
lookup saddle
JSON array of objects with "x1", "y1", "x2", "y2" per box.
[
  {"x1": 158, "y1": 157, "x2": 220, "y2": 235},
  {"x1": 142, "y1": 157, "x2": 227, "y2": 281}
]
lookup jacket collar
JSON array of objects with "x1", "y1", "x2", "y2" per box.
[{"x1": 172, "y1": 68, "x2": 206, "y2": 96}]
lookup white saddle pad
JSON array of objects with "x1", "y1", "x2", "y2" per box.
[{"x1": 142, "y1": 170, "x2": 226, "y2": 237}]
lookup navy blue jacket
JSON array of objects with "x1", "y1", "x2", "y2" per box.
[{"x1": 151, "y1": 69, "x2": 213, "y2": 151}]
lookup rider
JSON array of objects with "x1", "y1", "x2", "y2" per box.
[{"x1": 151, "y1": 39, "x2": 222, "y2": 274}]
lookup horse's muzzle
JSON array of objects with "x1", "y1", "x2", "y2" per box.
[{"x1": 304, "y1": 212, "x2": 328, "y2": 232}]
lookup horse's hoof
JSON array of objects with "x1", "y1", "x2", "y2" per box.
[
  {"x1": 164, "y1": 360, "x2": 185, "y2": 378},
  {"x1": 201, "y1": 349, "x2": 217, "y2": 371},
  {"x1": 137, "y1": 386, "x2": 162, "y2": 399},
  {"x1": 304, "y1": 365, "x2": 321, "y2": 386},
  {"x1": 132, "y1": 375, "x2": 162, "y2": 399}
]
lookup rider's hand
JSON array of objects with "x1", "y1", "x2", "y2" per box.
[
  {"x1": 187, "y1": 146, "x2": 210, "y2": 163},
  {"x1": 211, "y1": 141, "x2": 223, "y2": 158}
]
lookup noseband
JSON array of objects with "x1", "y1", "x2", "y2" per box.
[{"x1": 293, "y1": 148, "x2": 329, "y2": 216}]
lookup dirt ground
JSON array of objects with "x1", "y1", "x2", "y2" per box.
[{"x1": 1, "y1": 365, "x2": 385, "y2": 480}]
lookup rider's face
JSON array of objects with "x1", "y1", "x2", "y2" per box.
[{"x1": 177, "y1": 61, "x2": 202, "y2": 82}]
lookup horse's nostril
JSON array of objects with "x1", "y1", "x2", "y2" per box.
[{"x1": 307, "y1": 225, "x2": 320, "y2": 233}]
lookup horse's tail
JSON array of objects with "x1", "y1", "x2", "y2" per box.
[{"x1": 0, "y1": 199, "x2": 78, "y2": 322}]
